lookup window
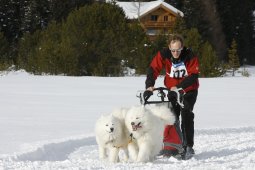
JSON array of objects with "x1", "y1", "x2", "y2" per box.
[
  {"x1": 151, "y1": 15, "x2": 158, "y2": 21},
  {"x1": 164, "y1": 16, "x2": 168, "y2": 21},
  {"x1": 146, "y1": 29, "x2": 159, "y2": 35}
]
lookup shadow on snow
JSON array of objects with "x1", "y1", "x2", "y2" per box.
[
  {"x1": 15, "y1": 136, "x2": 96, "y2": 161},
  {"x1": 14, "y1": 126, "x2": 255, "y2": 163}
]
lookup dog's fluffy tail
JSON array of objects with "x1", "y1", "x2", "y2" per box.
[{"x1": 148, "y1": 104, "x2": 176, "y2": 125}]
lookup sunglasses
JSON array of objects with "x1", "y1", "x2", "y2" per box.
[{"x1": 169, "y1": 48, "x2": 183, "y2": 53}]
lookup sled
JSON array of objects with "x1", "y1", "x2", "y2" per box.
[{"x1": 136, "y1": 87, "x2": 185, "y2": 159}]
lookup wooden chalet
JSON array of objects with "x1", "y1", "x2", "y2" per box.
[{"x1": 115, "y1": 0, "x2": 184, "y2": 40}]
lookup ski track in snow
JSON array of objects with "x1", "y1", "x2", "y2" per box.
[{"x1": 0, "y1": 127, "x2": 254, "y2": 170}]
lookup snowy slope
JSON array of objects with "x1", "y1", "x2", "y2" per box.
[{"x1": 0, "y1": 68, "x2": 255, "y2": 169}]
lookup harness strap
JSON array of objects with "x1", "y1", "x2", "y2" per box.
[{"x1": 129, "y1": 133, "x2": 135, "y2": 143}]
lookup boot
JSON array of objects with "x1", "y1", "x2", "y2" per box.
[{"x1": 182, "y1": 146, "x2": 195, "y2": 160}]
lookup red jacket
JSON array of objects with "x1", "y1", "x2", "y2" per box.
[{"x1": 145, "y1": 47, "x2": 199, "y2": 92}]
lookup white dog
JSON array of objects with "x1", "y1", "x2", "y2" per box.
[
  {"x1": 125, "y1": 104, "x2": 175, "y2": 162},
  {"x1": 95, "y1": 109, "x2": 130, "y2": 163}
]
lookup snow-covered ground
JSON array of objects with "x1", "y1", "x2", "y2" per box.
[{"x1": 0, "y1": 66, "x2": 255, "y2": 169}]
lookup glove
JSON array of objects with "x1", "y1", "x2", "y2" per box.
[
  {"x1": 143, "y1": 90, "x2": 153, "y2": 101},
  {"x1": 168, "y1": 91, "x2": 177, "y2": 102}
]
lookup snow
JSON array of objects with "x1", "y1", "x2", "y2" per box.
[{"x1": 0, "y1": 67, "x2": 255, "y2": 169}]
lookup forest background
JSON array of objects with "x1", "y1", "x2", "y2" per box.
[{"x1": 0, "y1": 0, "x2": 254, "y2": 77}]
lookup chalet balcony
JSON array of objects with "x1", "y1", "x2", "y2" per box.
[{"x1": 142, "y1": 21, "x2": 174, "y2": 28}]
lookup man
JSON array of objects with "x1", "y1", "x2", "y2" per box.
[{"x1": 144, "y1": 34, "x2": 199, "y2": 159}]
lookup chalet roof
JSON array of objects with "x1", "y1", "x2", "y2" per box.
[{"x1": 114, "y1": 0, "x2": 184, "y2": 19}]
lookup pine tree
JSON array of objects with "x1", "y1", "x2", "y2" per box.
[
  {"x1": 0, "y1": 32, "x2": 10, "y2": 70},
  {"x1": 184, "y1": 28, "x2": 203, "y2": 56},
  {"x1": 0, "y1": 0, "x2": 21, "y2": 42},
  {"x1": 58, "y1": 3, "x2": 139, "y2": 76},
  {"x1": 200, "y1": 0, "x2": 227, "y2": 61},
  {"x1": 216, "y1": 0, "x2": 255, "y2": 64},
  {"x1": 165, "y1": 0, "x2": 180, "y2": 8},
  {"x1": 170, "y1": 16, "x2": 187, "y2": 35},
  {"x1": 124, "y1": 22, "x2": 151, "y2": 75},
  {"x1": 199, "y1": 41, "x2": 222, "y2": 77},
  {"x1": 19, "y1": 1, "x2": 136, "y2": 76},
  {"x1": 20, "y1": 0, "x2": 51, "y2": 33},
  {"x1": 48, "y1": 0, "x2": 93, "y2": 23},
  {"x1": 34, "y1": 21, "x2": 63, "y2": 75},
  {"x1": 228, "y1": 39, "x2": 240, "y2": 76},
  {"x1": 17, "y1": 21, "x2": 64, "y2": 75},
  {"x1": 181, "y1": 0, "x2": 202, "y2": 29},
  {"x1": 181, "y1": 0, "x2": 227, "y2": 61},
  {"x1": 0, "y1": 32, "x2": 8, "y2": 56}
]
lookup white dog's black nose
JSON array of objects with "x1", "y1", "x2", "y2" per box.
[
  {"x1": 131, "y1": 122, "x2": 135, "y2": 125},
  {"x1": 110, "y1": 127, "x2": 114, "y2": 132}
]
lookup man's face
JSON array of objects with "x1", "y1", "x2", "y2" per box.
[{"x1": 169, "y1": 41, "x2": 183, "y2": 59}]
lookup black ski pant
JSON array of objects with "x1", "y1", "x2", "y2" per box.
[{"x1": 170, "y1": 90, "x2": 198, "y2": 148}]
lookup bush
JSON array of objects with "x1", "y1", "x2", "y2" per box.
[{"x1": 241, "y1": 69, "x2": 250, "y2": 77}]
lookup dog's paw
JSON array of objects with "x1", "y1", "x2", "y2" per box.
[
  {"x1": 109, "y1": 157, "x2": 120, "y2": 163},
  {"x1": 136, "y1": 156, "x2": 150, "y2": 163},
  {"x1": 121, "y1": 154, "x2": 129, "y2": 162}
]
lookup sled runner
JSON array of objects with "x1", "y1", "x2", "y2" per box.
[{"x1": 136, "y1": 87, "x2": 187, "y2": 160}]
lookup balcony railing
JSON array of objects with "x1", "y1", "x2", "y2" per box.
[{"x1": 142, "y1": 21, "x2": 174, "y2": 28}]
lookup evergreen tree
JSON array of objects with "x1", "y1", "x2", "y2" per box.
[
  {"x1": 48, "y1": 0, "x2": 93, "y2": 23},
  {"x1": 17, "y1": 2, "x2": 147, "y2": 76},
  {"x1": 228, "y1": 39, "x2": 240, "y2": 76},
  {"x1": 199, "y1": 41, "x2": 222, "y2": 77},
  {"x1": 0, "y1": 32, "x2": 8, "y2": 56},
  {"x1": 0, "y1": 0, "x2": 22, "y2": 42},
  {"x1": 124, "y1": 22, "x2": 151, "y2": 75},
  {"x1": 18, "y1": 21, "x2": 65, "y2": 75},
  {"x1": 57, "y1": 31, "x2": 79, "y2": 75},
  {"x1": 0, "y1": 0, "x2": 24, "y2": 64},
  {"x1": 216, "y1": 0, "x2": 255, "y2": 64},
  {"x1": 165, "y1": 0, "x2": 181, "y2": 9},
  {"x1": 17, "y1": 30, "x2": 43, "y2": 74},
  {"x1": 170, "y1": 16, "x2": 187, "y2": 35},
  {"x1": 181, "y1": 0, "x2": 227, "y2": 61},
  {"x1": 61, "y1": 3, "x2": 145, "y2": 76},
  {"x1": 0, "y1": 32, "x2": 10, "y2": 70},
  {"x1": 200, "y1": 0, "x2": 227, "y2": 61},
  {"x1": 34, "y1": 21, "x2": 63, "y2": 74},
  {"x1": 181, "y1": 0, "x2": 202, "y2": 30},
  {"x1": 183, "y1": 28, "x2": 203, "y2": 56},
  {"x1": 150, "y1": 34, "x2": 168, "y2": 55},
  {"x1": 20, "y1": 0, "x2": 51, "y2": 34}
]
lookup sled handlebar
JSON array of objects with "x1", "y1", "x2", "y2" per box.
[
  {"x1": 136, "y1": 87, "x2": 169, "y2": 105},
  {"x1": 136, "y1": 87, "x2": 185, "y2": 107}
]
